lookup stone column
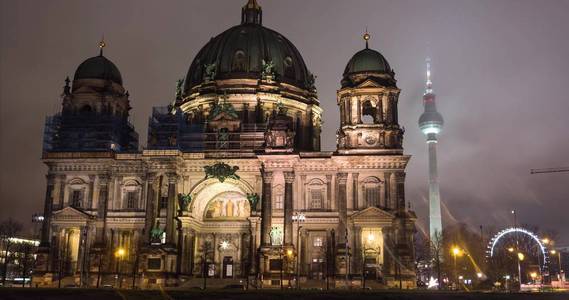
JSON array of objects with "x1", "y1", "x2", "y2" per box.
[
  {"x1": 377, "y1": 95, "x2": 384, "y2": 123},
  {"x1": 40, "y1": 175, "x2": 55, "y2": 247},
  {"x1": 143, "y1": 173, "x2": 156, "y2": 244},
  {"x1": 352, "y1": 173, "x2": 359, "y2": 210},
  {"x1": 87, "y1": 175, "x2": 95, "y2": 210},
  {"x1": 300, "y1": 174, "x2": 307, "y2": 210},
  {"x1": 283, "y1": 171, "x2": 295, "y2": 246},
  {"x1": 336, "y1": 173, "x2": 348, "y2": 245},
  {"x1": 95, "y1": 175, "x2": 109, "y2": 245},
  {"x1": 389, "y1": 173, "x2": 397, "y2": 210},
  {"x1": 396, "y1": 172, "x2": 406, "y2": 211},
  {"x1": 58, "y1": 175, "x2": 66, "y2": 209},
  {"x1": 326, "y1": 174, "x2": 332, "y2": 211},
  {"x1": 260, "y1": 171, "x2": 273, "y2": 246},
  {"x1": 166, "y1": 173, "x2": 178, "y2": 245}
]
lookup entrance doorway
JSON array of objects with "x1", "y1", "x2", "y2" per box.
[{"x1": 223, "y1": 256, "x2": 234, "y2": 278}]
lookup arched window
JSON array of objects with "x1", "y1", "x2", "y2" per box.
[
  {"x1": 71, "y1": 190, "x2": 83, "y2": 208},
  {"x1": 361, "y1": 98, "x2": 377, "y2": 124},
  {"x1": 122, "y1": 180, "x2": 141, "y2": 210},
  {"x1": 273, "y1": 184, "x2": 284, "y2": 210},
  {"x1": 283, "y1": 56, "x2": 295, "y2": 78},
  {"x1": 363, "y1": 177, "x2": 381, "y2": 207},
  {"x1": 307, "y1": 179, "x2": 325, "y2": 210},
  {"x1": 232, "y1": 50, "x2": 247, "y2": 72}
]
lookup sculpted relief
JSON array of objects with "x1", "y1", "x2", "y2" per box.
[{"x1": 204, "y1": 191, "x2": 250, "y2": 219}]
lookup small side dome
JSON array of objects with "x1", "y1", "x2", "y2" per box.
[
  {"x1": 343, "y1": 48, "x2": 391, "y2": 75},
  {"x1": 73, "y1": 55, "x2": 123, "y2": 85}
]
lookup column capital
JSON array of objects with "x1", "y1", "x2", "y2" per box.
[
  {"x1": 98, "y1": 174, "x2": 110, "y2": 185},
  {"x1": 262, "y1": 171, "x2": 273, "y2": 183},
  {"x1": 326, "y1": 174, "x2": 333, "y2": 182},
  {"x1": 284, "y1": 171, "x2": 295, "y2": 183},
  {"x1": 167, "y1": 173, "x2": 179, "y2": 184},
  {"x1": 352, "y1": 173, "x2": 359, "y2": 180},
  {"x1": 395, "y1": 172, "x2": 406, "y2": 182},
  {"x1": 337, "y1": 172, "x2": 348, "y2": 184},
  {"x1": 45, "y1": 174, "x2": 56, "y2": 181}
]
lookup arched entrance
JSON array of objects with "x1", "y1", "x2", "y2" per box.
[{"x1": 185, "y1": 178, "x2": 255, "y2": 278}]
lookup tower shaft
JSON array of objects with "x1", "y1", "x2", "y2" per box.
[{"x1": 428, "y1": 139, "x2": 442, "y2": 240}]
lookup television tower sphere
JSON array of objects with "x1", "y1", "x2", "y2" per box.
[{"x1": 418, "y1": 58, "x2": 443, "y2": 142}]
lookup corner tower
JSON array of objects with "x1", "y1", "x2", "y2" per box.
[
  {"x1": 336, "y1": 32, "x2": 404, "y2": 154},
  {"x1": 43, "y1": 40, "x2": 138, "y2": 153},
  {"x1": 418, "y1": 58, "x2": 444, "y2": 241}
]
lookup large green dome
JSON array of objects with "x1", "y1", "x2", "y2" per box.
[
  {"x1": 73, "y1": 54, "x2": 123, "y2": 85},
  {"x1": 183, "y1": 1, "x2": 311, "y2": 93},
  {"x1": 343, "y1": 48, "x2": 391, "y2": 76}
]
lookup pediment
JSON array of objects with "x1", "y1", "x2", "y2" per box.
[
  {"x1": 351, "y1": 207, "x2": 394, "y2": 223},
  {"x1": 52, "y1": 206, "x2": 94, "y2": 222},
  {"x1": 356, "y1": 79, "x2": 382, "y2": 88}
]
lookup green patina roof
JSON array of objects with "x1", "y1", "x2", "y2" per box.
[
  {"x1": 73, "y1": 55, "x2": 123, "y2": 85},
  {"x1": 343, "y1": 48, "x2": 392, "y2": 75}
]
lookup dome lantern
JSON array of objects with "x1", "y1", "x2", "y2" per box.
[{"x1": 242, "y1": 0, "x2": 262, "y2": 25}]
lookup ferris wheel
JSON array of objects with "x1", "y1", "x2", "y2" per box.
[{"x1": 486, "y1": 227, "x2": 550, "y2": 270}]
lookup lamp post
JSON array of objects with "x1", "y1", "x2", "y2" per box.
[
  {"x1": 517, "y1": 252, "x2": 525, "y2": 287},
  {"x1": 292, "y1": 211, "x2": 305, "y2": 289},
  {"x1": 451, "y1": 246, "x2": 462, "y2": 290},
  {"x1": 550, "y1": 250, "x2": 563, "y2": 281},
  {"x1": 115, "y1": 247, "x2": 125, "y2": 289}
]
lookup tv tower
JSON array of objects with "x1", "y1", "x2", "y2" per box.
[{"x1": 418, "y1": 58, "x2": 444, "y2": 241}]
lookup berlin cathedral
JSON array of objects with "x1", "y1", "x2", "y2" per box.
[{"x1": 33, "y1": 0, "x2": 417, "y2": 289}]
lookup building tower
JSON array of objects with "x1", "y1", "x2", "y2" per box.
[{"x1": 418, "y1": 58, "x2": 444, "y2": 241}]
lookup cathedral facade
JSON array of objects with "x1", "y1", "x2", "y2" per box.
[{"x1": 33, "y1": 0, "x2": 416, "y2": 289}]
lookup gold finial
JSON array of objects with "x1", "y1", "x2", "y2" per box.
[
  {"x1": 363, "y1": 28, "x2": 370, "y2": 49},
  {"x1": 98, "y1": 36, "x2": 106, "y2": 56}
]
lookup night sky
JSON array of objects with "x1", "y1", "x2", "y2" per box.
[{"x1": 1, "y1": 0, "x2": 568, "y2": 244}]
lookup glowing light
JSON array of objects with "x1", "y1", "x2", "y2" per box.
[
  {"x1": 458, "y1": 275, "x2": 463, "y2": 280},
  {"x1": 427, "y1": 277, "x2": 439, "y2": 289},
  {"x1": 550, "y1": 250, "x2": 557, "y2": 255},
  {"x1": 508, "y1": 247, "x2": 514, "y2": 253},
  {"x1": 477, "y1": 273, "x2": 483, "y2": 278},
  {"x1": 517, "y1": 252, "x2": 525, "y2": 261},
  {"x1": 367, "y1": 233, "x2": 375, "y2": 243},
  {"x1": 452, "y1": 247, "x2": 462, "y2": 256},
  {"x1": 421, "y1": 126, "x2": 441, "y2": 135},
  {"x1": 286, "y1": 249, "x2": 293, "y2": 257},
  {"x1": 530, "y1": 272, "x2": 537, "y2": 279},
  {"x1": 542, "y1": 238, "x2": 550, "y2": 245},
  {"x1": 115, "y1": 247, "x2": 125, "y2": 258},
  {"x1": 220, "y1": 241, "x2": 229, "y2": 250}
]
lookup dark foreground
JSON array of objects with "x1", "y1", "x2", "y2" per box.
[{"x1": 1, "y1": 288, "x2": 569, "y2": 300}]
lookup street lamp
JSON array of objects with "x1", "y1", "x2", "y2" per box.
[
  {"x1": 451, "y1": 246, "x2": 462, "y2": 290},
  {"x1": 292, "y1": 211, "x2": 305, "y2": 289},
  {"x1": 115, "y1": 247, "x2": 126, "y2": 288},
  {"x1": 550, "y1": 249, "x2": 563, "y2": 281},
  {"x1": 517, "y1": 252, "x2": 524, "y2": 286}
]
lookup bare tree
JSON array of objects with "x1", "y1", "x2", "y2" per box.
[
  {"x1": 0, "y1": 218, "x2": 23, "y2": 285},
  {"x1": 429, "y1": 230, "x2": 444, "y2": 289}
]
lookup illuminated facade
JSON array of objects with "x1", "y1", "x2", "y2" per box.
[{"x1": 34, "y1": 0, "x2": 416, "y2": 289}]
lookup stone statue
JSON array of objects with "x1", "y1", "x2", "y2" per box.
[
  {"x1": 270, "y1": 226, "x2": 283, "y2": 246},
  {"x1": 246, "y1": 193, "x2": 259, "y2": 212},
  {"x1": 204, "y1": 63, "x2": 217, "y2": 81},
  {"x1": 150, "y1": 221, "x2": 164, "y2": 244},
  {"x1": 261, "y1": 59, "x2": 274, "y2": 79},
  {"x1": 175, "y1": 78, "x2": 184, "y2": 100},
  {"x1": 177, "y1": 193, "x2": 192, "y2": 212},
  {"x1": 307, "y1": 70, "x2": 317, "y2": 92},
  {"x1": 204, "y1": 162, "x2": 240, "y2": 183},
  {"x1": 336, "y1": 129, "x2": 346, "y2": 149}
]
